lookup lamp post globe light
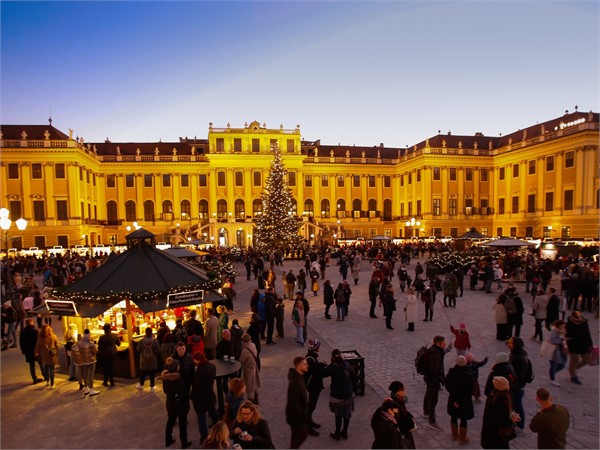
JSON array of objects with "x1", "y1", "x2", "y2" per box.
[
  {"x1": 405, "y1": 217, "x2": 421, "y2": 238},
  {"x1": 0, "y1": 207, "x2": 28, "y2": 298}
]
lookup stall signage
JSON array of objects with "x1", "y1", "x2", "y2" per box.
[
  {"x1": 167, "y1": 290, "x2": 204, "y2": 308},
  {"x1": 45, "y1": 300, "x2": 78, "y2": 316}
]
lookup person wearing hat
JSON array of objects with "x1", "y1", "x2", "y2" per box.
[
  {"x1": 481, "y1": 376, "x2": 521, "y2": 449},
  {"x1": 388, "y1": 381, "x2": 416, "y2": 448},
  {"x1": 305, "y1": 339, "x2": 326, "y2": 435},
  {"x1": 162, "y1": 357, "x2": 191, "y2": 448},
  {"x1": 450, "y1": 324, "x2": 472, "y2": 356},
  {"x1": 370, "y1": 398, "x2": 403, "y2": 449},
  {"x1": 445, "y1": 355, "x2": 474, "y2": 443},
  {"x1": 484, "y1": 352, "x2": 518, "y2": 398}
]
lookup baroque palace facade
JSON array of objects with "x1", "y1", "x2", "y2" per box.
[{"x1": 0, "y1": 111, "x2": 598, "y2": 249}]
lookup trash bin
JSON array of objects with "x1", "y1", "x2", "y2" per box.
[{"x1": 341, "y1": 350, "x2": 365, "y2": 396}]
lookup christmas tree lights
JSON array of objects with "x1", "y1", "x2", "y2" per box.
[{"x1": 253, "y1": 146, "x2": 303, "y2": 253}]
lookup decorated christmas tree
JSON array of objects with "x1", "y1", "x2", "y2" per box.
[{"x1": 253, "y1": 146, "x2": 303, "y2": 253}]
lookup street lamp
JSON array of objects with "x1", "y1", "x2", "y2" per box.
[
  {"x1": 0, "y1": 207, "x2": 28, "y2": 297},
  {"x1": 405, "y1": 217, "x2": 421, "y2": 238}
]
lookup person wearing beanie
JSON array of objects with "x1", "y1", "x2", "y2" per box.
[
  {"x1": 304, "y1": 339, "x2": 326, "y2": 436},
  {"x1": 162, "y1": 357, "x2": 191, "y2": 449},
  {"x1": 481, "y1": 375, "x2": 521, "y2": 449},
  {"x1": 464, "y1": 352, "x2": 489, "y2": 404},
  {"x1": 388, "y1": 381, "x2": 416, "y2": 448},
  {"x1": 484, "y1": 352, "x2": 518, "y2": 398},
  {"x1": 77, "y1": 328, "x2": 99, "y2": 396},
  {"x1": 370, "y1": 398, "x2": 403, "y2": 449},
  {"x1": 445, "y1": 355, "x2": 475, "y2": 444},
  {"x1": 450, "y1": 324, "x2": 472, "y2": 355}
]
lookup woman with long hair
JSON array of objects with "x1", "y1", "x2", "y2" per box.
[
  {"x1": 201, "y1": 420, "x2": 230, "y2": 449},
  {"x1": 223, "y1": 377, "x2": 247, "y2": 428},
  {"x1": 34, "y1": 324, "x2": 59, "y2": 388},
  {"x1": 229, "y1": 400, "x2": 274, "y2": 449}
]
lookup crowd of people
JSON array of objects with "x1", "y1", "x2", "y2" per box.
[{"x1": 1, "y1": 240, "x2": 598, "y2": 449}]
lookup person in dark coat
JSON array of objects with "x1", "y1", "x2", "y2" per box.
[
  {"x1": 506, "y1": 337, "x2": 533, "y2": 430},
  {"x1": 162, "y1": 357, "x2": 192, "y2": 449},
  {"x1": 229, "y1": 319, "x2": 243, "y2": 359},
  {"x1": 245, "y1": 313, "x2": 262, "y2": 356},
  {"x1": 171, "y1": 342, "x2": 195, "y2": 394},
  {"x1": 305, "y1": 339, "x2": 326, "y2": 435},
  {"x1": 371, "y1": 398, "x2": 403, "y2": 449},
  {"x1": 546, "y1": 287, "x2": 561, "y2": 330},
  {"x1": 422, "y1": 335, "x2": 451, "y2": 430},
  {"x1": 321, "y1": 349, "x2": 355, "y2": 440},
  {"x1": 388, "y1": 381, "x2": 416, "y2": 449},
  {"x1": 183, "y1": 310, "x2": 204, "y2": 337},
  {"x1": 382, "y1": 283, "x2": 396, "y2": 330},
  {"x1": 481, "y1": 376, "x2": 520, "y2": 449},
  {"x1": 484, "y1": 352, "x2": 519, "y2": 399},
  {"x1": 368, "y1": 277, "x2": 380, "y2": 318},
  {"x1": 445, "y1": 355, "x2": 475, "y2": 444},
  {"x1": 191, "y1": 351, "x2": 219, "y2": 444},
  {"x1": 323, "y1": 280, "x2": 334, "y2": 320},
  {"x1": 263, "y1": 287, "x2": 277, "y2": 345},
  {"x1": 565, "y1": 310, "x2": 594, "y2": 385},
  {"x1": 19, "y1": 318, "x2": 43, "y2": 384},
  {"x1": 286, "y1": 356, "x2": 309, "y2": 449},
  {"x1": 97, "y1": 323, "x2": 120, "y2": 387},
  {"x1": 230, "y1": 400, "x2": 274, "y2": 449},
  {"x1": 505, "y1": 286, "x2": 525, "y2": 338}
]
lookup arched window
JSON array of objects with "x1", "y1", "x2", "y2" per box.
[
  {"x1": 106, "y1": 201, "x2": 118, "y2": 223},
  {"x1": 368, "y1": 199, "x2": 377, "y2": 211},
  {"x1": 291, "y1": 198, "x2": 298, "y2": 215},
  {"x1": 383, "y1": 199, "x2": 392, "y2": 220},
  {"x1": 235, "y1": 199, "x2": 245, "y2": 219},
  {"x1": 217, "y1": 199, "x2": 228, "y2": 219},
  {"x1": 143, "y1": 200, "x2": 154, "y2": 222},
  {"x1": 304, "y1": 199, "x2": 314, "y2": 217},
  {"x1": 180, "y1": 200, "x2": 191, "y2": 219},
  {"x1": 162, "y1": 200, "x2": 173, "y2": 213},
  {"x1": 252, "y1": 199, "x2": 263, "y2": 217},
  {"x1": 336, "y1": 199, "x2": 346, "y2": 218},
  {"x1": 352, "y1": 198, "x2": 362, "y2": 218},
  {"x1": 198, "y1": 199, "x2": 209, "y2": 219},
  {"x1": 125, "y1": 200, "x2": 136, "y2": 222},
  {"x1": 321, "y1": 199, "x2": 330, "y2": 218}
]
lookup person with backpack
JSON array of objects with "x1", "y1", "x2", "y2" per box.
[
  {"x1": 136, "y1": 327, "x2": 160, "y2": 392},
  {"x1": 421, "y1": 335, "x2": 452, "y2": 431},
  {"x1": 505, "y1": 286, "x2": 524, "y2": 338},
  {"x1": 506, "y1": 337, "x2": 533, "y2": 432}
]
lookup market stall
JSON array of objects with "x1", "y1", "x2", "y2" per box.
[{"x1": 47, "y1": 228, "x2": 225, "y2": 377}]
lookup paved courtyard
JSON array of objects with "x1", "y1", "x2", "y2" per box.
[{"x1": 1, "y1": 254, "x2": 598, "y2": 449}]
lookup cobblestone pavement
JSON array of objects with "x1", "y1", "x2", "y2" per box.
[{"x1": 1, "y1": 255, "x2": 598, "y2": 449}]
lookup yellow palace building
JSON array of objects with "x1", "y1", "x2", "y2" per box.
[{"x1": 0, "y1": 111, "x2": 598, "y2": 250}]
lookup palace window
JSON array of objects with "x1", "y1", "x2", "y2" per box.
[
  {"x1": 181, "y1": 174, "x2": 189, "y2": 187},
  {"x1": 465, "y1": 168, "x2": 473, "y2": 181},
  {"x1": 499, "y1": 198, "x2": 505, "y2": 214},
  {"x1": 234, "y1": 199, "x2": 245, "y2": 219},
  {"x1": 321, "y1": 199, "x2": 330, "y2": 218},
  {"x1": 235, "y1": 171, "x2": 243, "y2": 187},
  {"x1": 107, "y1": 201, "x2": 118, "y2": 223},
  {"x1": 217, "y1": 171, "x2": 226, "y2": 187},
  {"x1": 163, "y1": 174, "x2": 171, "y2": 187},
  {"x1": 499, "y1": 167, "x2": 505, "y2": 180},
  {"x1": 512, "y1": 196, "x2": 519, "y2": 214},
  {"x1": 321, "y1": 175, "x2": 328, "y2": 187},
  {"x1": 253, "y1": 199, "x2": 263, "y2": 217},
  {"x1": 480, "y1": 168, "x2": 488, "y2": 182},
  {"x1": 449, "y1": 168, "x2": 456, "y2": 181},
  {"x1": 33, "y1": 201, "x2": 45, "y2": 221},
  {"x1": 55, "y1": 163, "x2": 65, "y2": 179},
  {"x1": 253, "y1": 171, "x2": 261, "y2": 186},
  {"x1": 417, "y1": 170, "x2": 421, "y2": 182},
  {"x1": 252, "y1": 139, "x2": 260, "y2": 152},
  {"x1": 353, "y1": 175, "x2": 360, "y2": 187},
  {"x1": 408, "y1": 172, "x2": 412, "y2": 184},
  {"x1": 107, "y1": 174, "x2": 116, "y2": 187},
  {"x1": 527, "y1": 194, "x2": 536, "y2": 213},
  {"x1": 449, "y1": 198, "x2": 457, "y2": 216},
  {"x1": 383, "y1": 175, "x2": 391, "y2": 187},
  {"x1": 126, "y1": 200, "x2": 136, "y2": 221},
  {"x1": 217, "y1": 199, "x2": 228, "y2": 219},
  {"x1": 305, "y1": 175, "x2": 313, "y2": 187},
  {"x1": 56, "y1": 200, "x2": 68, "y2": 221},
  {"x1": 565, "y1": 151, "x2": 574, "y2": 168},
  {"x1": 181, "y1": 200, "x2": 191, "y2": 219},
  {"x1": 234, "y1": 138, "x2": 242, "y2": 152},
  {"x1": 528, "y1": 160, "x2": 536, "y2": 175},
  {"x1": 368, "y1": 175, "x2": 376, "y2": 187},
  {"x1": 288, "y1": 172, "x2": 296, "y2": 186},
  {"x1": 287, "y1": 139, "x2": 294, "y2": 153},
  {"x1": 144, "y1": 200, "x2": 154, "y2": 221},
  {"x1": 144, "y1": 174, "x2": 153, "y2": 187},
  {"x1": 216, "y1": 138, "x2": 224, "y2": 152},
  {"x1": 126, "y1": 174, "x2": 135, "y2": 187},
  {"x1": 513, "y1": 164, "x2": 519, "y2": 178},
  {"x1": 31, "y1": 163, "x2": 42, "y2": 179},
  {"x1": 269, "y1": 139, "x2": 278, "y2": 151},
  {"x1": 199, "y1": 174, "x2": 207, "y2": 187},
  {"x1": 433, "y1": 198, "x2": 441, "y2": 216},
  {"x1": 433, "y1": 167, "x2": 441, "y2": 181},
  {"x1": 198, "y1": 200, "x2": 209, "y2": 219},
  {"x1": 546, "y1": 156, "x2": 554, "y2": 172},
  {"x1": 8, "y1": 163, "x2": 19, "y2": 179},
  {"x1": 304, "y1": 199, "x2": 314, "y2": 217},
  {"x1": 564, "y1": 189, "x2": 573, "y2": 210},
  {"x1": 337, "y1": 175, "x2": 344, "y2": 187}
]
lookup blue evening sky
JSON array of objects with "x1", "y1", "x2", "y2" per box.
[{"x1": 1, "y1": 1, "x2": 598, "y2": 147}]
